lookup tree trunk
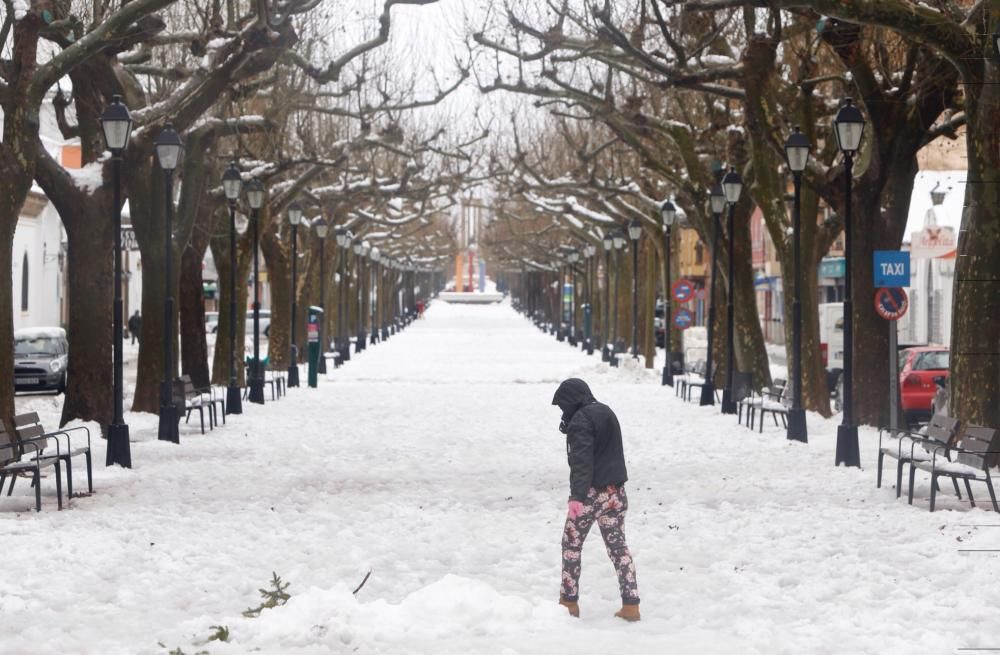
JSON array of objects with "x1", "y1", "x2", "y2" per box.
[
  {"x1": 210, "y1": 222, "x2": 251, "y2": 386},
  {"x1": 950, "y1": 58, "x2": 1000, "y2": 429},
  {"x1": 260, "y1": 211, "x2": 291, "y2": 370},
  {"x1": 179, "y1": 204, "x2": 216, "y2": 389}
]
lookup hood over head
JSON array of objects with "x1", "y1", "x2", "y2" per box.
[{"x1": 552, "y1": 378, "x2": 596, "y2": 428}]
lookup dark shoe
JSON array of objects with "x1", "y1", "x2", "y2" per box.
[
  {"x1": 614, "y1": 604, "x2": 640, "y2": 622},
  {"x1": 559, "y1": 596, "x2": 580, "y2": 618}
]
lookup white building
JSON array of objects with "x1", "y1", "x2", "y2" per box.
[
  {"x1": 898, "y1": 170, "x2": 962, "y2": 346},
  {"x1": 12, "y1": 190, "x2": 66, "y2": 330}
]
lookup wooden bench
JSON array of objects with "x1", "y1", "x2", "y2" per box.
[
  {"x1": 1, "y1": 422, "x2": 64, "y2": 511},
  {"x1": 180, "y1": 378, "x2": 215, "y2": 434},
  {"x1": 908, "y1": 425, "x2": 1000, "y2": 512},
  {"x1": 877, "y1": 414, "x2": 961, "y2": 499},
  {"x1": 182, "y1": 375, "x2": 225, "y2": 426},
  {"x1": 13, "y1": 412, "x2": 91, "y2": 499}
]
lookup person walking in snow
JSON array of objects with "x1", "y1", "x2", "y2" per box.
[
  {"x1": 128, "y1": 310, "x2": 141, "y2": 345},
  {"x1": 552, "y1": 378, "x2": 640, "y2": 621}
]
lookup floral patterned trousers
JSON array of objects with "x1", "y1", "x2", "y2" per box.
[{"x1": 560, "y1": 484, "x2": 639, "y2": 604}]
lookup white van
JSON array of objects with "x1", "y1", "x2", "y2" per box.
[{"x1": 818, "y1": 302, "x2": 844, "y2": 405}]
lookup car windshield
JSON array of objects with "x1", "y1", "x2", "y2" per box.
[
  {"x1": 914, "y1": 351, "x2": 949, "y2": 371},
  {"x1": 15, "y1": 337, "x2": 63, "y2": 356}
]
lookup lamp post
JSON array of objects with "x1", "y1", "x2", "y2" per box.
[
  {"x1": 353, "y1": 239, "x2": 365, "y2": 352},
  {"x1": 602, "y1": 233, "x2": 612, "y2": 361},
  {"x1": 833, "y1": 98, "x2": 865, "y2": 467},
  {"x1": 314, "y1": 218, "x2": 329, "y2": 374},
  {"x1": 334, "y1": 227, "x2": 350, "y2": 362},
  {"x1": 155, "y1": 123, "x2": 182, "y2": 443},
  {"x1": 222, "y1": 162, "x2": 243, "y2": 414},
  {"x1": 661, "y1": 199, "x2": 677, "y2": 386},
  {"x1": 370, "y1": 247, "x2": 380, "y2": 346},
  {"x1": 702, "y1": 184, "x2": 727, "y2": 406},
  {"x1": 246, "y1": 179, "x2": 265, "y2": 405},
  {"x1": 568, "y1": 250, "x2": 579, "y2": 346},
  {"x1": 287, "y1": 202, "x2": 303, "y2": 387},
  {"x1": 628, "y1": 219, "x2": 642, "y2": 358},
  {"x1": 610, "y1": 230, "x2": 625, "y2": 366},
  {"x1": 784, "y1": 126, "x2": 811, "y2": 443},
  {"x1": 101, "y1": 96, "x2": 133, "y2": 466},
  {"x1": 584, "y1": 244, "x2": 596, "y2": 355},
  {"x1": 720, "y1": 167, "x2": 743, "y2": 415}
]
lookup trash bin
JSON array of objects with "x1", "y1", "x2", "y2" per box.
[{"x1": 323, "y1": 353, "x2": 336, "y2": 380}]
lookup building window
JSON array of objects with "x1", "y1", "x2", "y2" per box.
[{"x1": 20, "y1": 252, "x2": 29, "y2": 311}]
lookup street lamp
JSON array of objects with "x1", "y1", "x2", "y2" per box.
[
  {"x1": 702, "y1": 184, "x2": 726, "y2": 406},
  {"x1": 314, "y1": 217, "x2": 329, "y2": 374},
  {"x1": 720, "y1": 166, "x2": 743, "y2": 415},
  {"x1": 833, "y1": 98, "x2": 865, "y2": 468},
  {"x1": 353, "y1": 239, "x2": 367, "y2": 352},
  {"x1": 287, "y1": 202, "x2": 303, "y2": 388},
  {"x1": 584, "y1": 244, "x2": 596, "y2": 355},
  {"x1": 568, "y1": 249, "x2": 579, "y2": 346},
  {"x1": 784, "y1": 126, "x2": 811, "y2": 443},
  {"x1": 245, "y1": 179, "x2": 266, "y2": 405},
  {"x1": 661, "y1": 198, "x2": 677, "y2": 386},
  {"x1": 100, "y1": 95, "x2": 133, "y2": 467},
  {"x1": 154, "y1": 123, "x2": 182, "y2": 443},
  {"x1": 628, "y1": 219, "x2": 642, "y2": 359},
  {"x1": 222, "y1": 162, "x2": 243, "y2": 414},
  {"x1": 335, "y1": 228, "x2": 352, "y2": 362},
  {"x1": 611, "y1": 230, "x2": 626, "y2": 366},
  {"x1": 370, "y1": 246, "x2": 380, "y2": 346},
  {"x1": 602, "y1": 233, "x2": 613, "y2": 361}
]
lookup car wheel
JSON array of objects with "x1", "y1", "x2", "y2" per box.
[{"x1": 57, "y1": 373, "x2": 67, "y2": 395}]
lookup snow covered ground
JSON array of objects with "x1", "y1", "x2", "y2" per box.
[{"x1": 3, "y1": 300, "x2": 999, "y2": 654}]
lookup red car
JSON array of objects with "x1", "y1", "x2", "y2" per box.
[{"x1": 898, "y1": 346, "x2": 949, "y2": 426}]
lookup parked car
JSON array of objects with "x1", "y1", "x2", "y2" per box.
[
  {"x1": 898, "y1": 346, "x2": 949, "y2": 426},
  {"x1": 14, "y1": 327, "x2": 68, "y2": 394},
  {"x1": 204, "y1": 310, "x2": 270, "y2": 337},
  {"x1": 654, "y1": 299, "x2": 665, "y2": 348}
]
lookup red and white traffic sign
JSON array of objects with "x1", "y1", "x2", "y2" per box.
[
  {"x1": 672, "y1": 278, "x2": 695, "y2": 303},
  {"x1": 874, "y1": 287, "x2": 908, "y2": 321}
]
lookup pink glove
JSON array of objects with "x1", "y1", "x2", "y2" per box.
[{"x1": 567, "y1": 500, "x2": 585, "y2": 519}]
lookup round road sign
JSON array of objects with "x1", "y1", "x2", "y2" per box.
[
  {"x1": 672, "y1": 278, "x2": 695, "y2": 303},
  {"x1": 874, "y1": 287, "x2": 908, "y2": 321},
  {"x1": 674, "y1": 308, "x2": 694, "y2": 330}
]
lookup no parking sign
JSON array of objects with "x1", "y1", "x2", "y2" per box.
[
  {"x1": 672, "y1": 278, "x2": 695, "y2": 303},
  {"x1": 874, "y1": 287, "x2": 908, "y2": 321},
  {"x1": 674, "y1": 308, "x2": 694, "y2": 330}
]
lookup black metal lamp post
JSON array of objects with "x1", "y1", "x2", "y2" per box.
[
  {"x1": 611, "y1": 230, "x2": 625, "y2": 366},
  {"x1": 245, "y1": 179, "x2": 266, "y2": 405},
  {"x1": 628, "y1": 219, "x2": 642, "y2": 358},
  {"x1": 720, "y1": 167, "x2": 744, "y2": 415},
  {"x1": 602, "y1": 233, "x2": 612, "y2": 361},
  {"x1": 661, "y1": 199, "x2": 677, "y2": 386},
  {"x1": 222, "y1": 162, "x2": 243, "y2": 414},
  {"x1": 100, "y1": 96, "x2": 133, "y2": 467},
  {"x1": 287, "y1": 202, "x2": 303, "y2": 387},
  {"x1": 370, "y1": 246, "x2": 380, "y2": 346},
  {"x1": 584, "y1": 244, "x2": 596, "y2": 355},
  {"x1": 334, "y1": 227, "x2": 350, "y2": 361},
  {"x1": 702, "y1": 184, "x2": 727, "y2": 406},
  {"x1": 155, "y1": 124, "x2": 182, "y2": 443},
  {"x1": 784, "y1": 126, "x2": 812, "y2": 443},
  {"x1": 314, "y1": 218, "x2": 329, "y2": 374},
  {"x1": 353, "y1": 239, "x2": 366, "y2": 352},
  {"x1": 568, "y1": 250, "x2": 579, "y2": 346},
  {"x1": 833, "y1": 98, "x2": 865, "y2": 468}
]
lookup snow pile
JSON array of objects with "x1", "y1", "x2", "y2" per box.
[{"x1": 3, "y1": 299, "x2": 1000, "y2": 654}]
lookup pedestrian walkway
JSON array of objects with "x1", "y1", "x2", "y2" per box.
[{"x1": 2, "y1": 301, "x2": 998, "y2": 654}]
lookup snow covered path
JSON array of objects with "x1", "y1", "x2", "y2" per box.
[{"x1": 3, "y1": 301, "x2": 1000, "y2": 654}]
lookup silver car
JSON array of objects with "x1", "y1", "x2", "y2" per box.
[{"x1": 14, "y1": 327, "x2": 69, "y2": 394}]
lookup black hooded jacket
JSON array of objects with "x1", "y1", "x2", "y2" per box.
[{"x1": 552, "y1": 378, "x2": 628, "y2": 502}]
